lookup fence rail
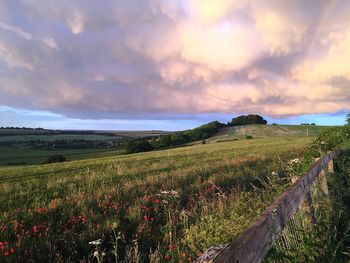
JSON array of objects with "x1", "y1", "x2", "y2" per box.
[{"x1": 212, "y1": 150, "x2": 341, "y2": 263}]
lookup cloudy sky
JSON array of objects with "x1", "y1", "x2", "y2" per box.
[{"x1": 0, "y1": 0, "x2": 349, "y2": 130}]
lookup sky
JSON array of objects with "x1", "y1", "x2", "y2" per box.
[{"x1": 0, "y1": 0, "x2": 349, "y2": 130}]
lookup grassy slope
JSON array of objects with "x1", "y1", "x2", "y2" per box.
[
  {"x1": 207, "y1": 124, "x2": 334, "y2": 142},
  {"x1": 0, "y1": 136, "x2": 312, "y2": 260},
  {"x1": 0, "y1": 125, "x2": 331, "y2": 166},
  {"x1": 0, "y1": 137, "x2": 311, "y2": 214}
]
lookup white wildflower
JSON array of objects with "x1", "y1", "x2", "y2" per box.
[
  {"x1": 170, "y1": 190, "x2": 178, "y2": 196},
  {"x1": 89, "y1": 239, "x2": 102, "y2": 246}
]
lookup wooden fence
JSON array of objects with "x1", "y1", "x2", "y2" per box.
[{"x1": 210, "y1": 150, "x2": 341, "y2": 263}]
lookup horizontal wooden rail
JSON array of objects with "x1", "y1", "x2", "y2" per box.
[{"x1": 213, "y1": 150, "x2": 340, "y2": 263}]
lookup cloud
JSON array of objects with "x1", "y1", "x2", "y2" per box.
[{"x1": 0, "y1": 0, "x2": 349, "y2": 121}]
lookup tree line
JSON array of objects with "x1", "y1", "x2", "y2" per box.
[{"x1": 125, "y1": 114, "x2": 268, "y2": 153}]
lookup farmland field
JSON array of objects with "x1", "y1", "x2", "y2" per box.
[
  {"x1": 0, "y1": 129, "x2": 172, "y2": 166},
  {"x1": 0, "y1": 134, "x2": 122, "y2": 142},
  {"x1": 0, "y1": 136, "x2": 312, "y2": 261},
  {"x1": 0, "y1": 147, "x2": 125, "y2": 166}
]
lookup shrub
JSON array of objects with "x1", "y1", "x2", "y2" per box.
[
  {"x1": 125, "y1": 140, "x2": 154, "y2": 153},
  {"x1": 245, "y1": 135, "x2": 253, "y2": 140},
  {"x1": 43, "y1": 155, "x2": 66, "y2": 164}
]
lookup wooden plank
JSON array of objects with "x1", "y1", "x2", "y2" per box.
[{"x1": 213, "y1": 150, "x2": 340, "y2": 263}]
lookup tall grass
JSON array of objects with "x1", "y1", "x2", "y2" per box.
[{"x1": 0, "y1": 137, "x2": 310, "y2": 262}]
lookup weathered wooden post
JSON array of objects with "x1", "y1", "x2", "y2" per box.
[
  {"x1": 327, "y1": 159, "x2": 334, "y2": 173},
  {"x1": 305, "y1": 192, "x2": 317, "y2": 225}
]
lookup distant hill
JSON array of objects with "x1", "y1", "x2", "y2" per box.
[{"x1": 206, "y1": 124, "x2": 336, "y2": 143}]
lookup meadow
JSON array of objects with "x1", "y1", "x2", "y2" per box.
[
  {"x1": 0, "y1": 129, "x2": 172, "y2": 166},
  {"x1": 0, "y1": 147, "x2": 125, "y2": 166},
  {"x1": 0, "y1": 136, "x2": 312, "y2": 262}
]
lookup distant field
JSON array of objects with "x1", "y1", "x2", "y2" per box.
[
  {"x1": 107, "y1": 130, "x2": 171, "y2": 138},
  {"x1": 0, "y1": 146, "x2": 125, "y2": 166},
  {"x1": 0, "y1": 134, "x2": 122, "y2": 142},
  {"x1": 0, "y1": 129, "x2": 165, "y2": 165},
  {"x1": 0, "y1": 129, "x2": 57, "y2": 135},
  {"x1": 0, "y1": 136, "x2": 312, "y2": 261}
]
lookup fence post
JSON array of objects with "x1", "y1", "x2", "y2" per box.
[
  {"x1": 327, "y1": 159, "x2": 334, "y2": 173},
  {"x1": 305, "y1": 192, "x2": 317, "y2": 225},
  {"x1": 318, "y1": 169, "x2": 329, "y2": 194}
]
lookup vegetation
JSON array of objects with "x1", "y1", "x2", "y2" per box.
[
  {"x1": 0, "y1": 147, "x2": 125, "y2": 166},
  {"x1": 347, "y1": 113, "x2": 350, "y2": 125},
  {"x1": 0, "y1": 127, "x2": 44, "y2": 130},
  {"x1": 43, "y1": 155, "x2": 66, "y2": 164},
  {"x1": 266, "y1": 125, "x2": 350, "y2": 262},
  {"x1": 0, "y1": 119, "x2": 347, "y2": 261},
  {"x1": 125, "y1": 140, "x2": 154, "y2": 153},
  {"x1": 0, "y1": 136, "x2": 311, "y2": 262},
  {"x1": 126, "y1": 121, "x2": 225, "y2": 153},
  {"x1": 230, "y1": 114, "x2": 267, "y2": 126},
  {"x1": 300, "y1": 123, "x2": 316, "y2": 125}
]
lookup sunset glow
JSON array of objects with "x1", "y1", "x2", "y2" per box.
[{"x1": 0, "y1": 0, "x2": 349, "y2": 129}]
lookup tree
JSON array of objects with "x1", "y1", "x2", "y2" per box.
[
  {"x1": 230, "y1": 114, "x2": 267, "y2": 126},
  {"x1": 346, "y1": 113, "x2": 350, "y2": 125},
  {"x1": 125, "y1": 140, "x2": 154, "y2": 153}
]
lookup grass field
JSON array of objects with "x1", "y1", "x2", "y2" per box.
[
  {"x1": 0, "y1": 147, "x2": 125, "y2": 166},
  {"x1": 0, "y1": 136, "x2": 312, "y2": 261},
  {"x1": 0, "y1": 134, "x2": 122, "y2": 142},
  {"x1": 207, "y1": 125, "x2": 334, "y2": 142},
  {"x1": 0, "y1": 129, "x2": 171, "y2": 166}
]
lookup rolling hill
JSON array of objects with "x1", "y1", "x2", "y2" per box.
[{"x1": 206, "y1": 124, "x2": 335, "y2": 143}]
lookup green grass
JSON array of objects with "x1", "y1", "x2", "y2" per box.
[
  {"x1": 208, "y1": 124, "x2": 335, "y2": 142},
  {"x1": 0, "y1": 136, "x2": 312, "y2": 261},
  {"x1": 0, "y1": 147, "x2": 125, "y2": 166}
]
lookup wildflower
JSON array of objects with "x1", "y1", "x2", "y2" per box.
[
  {"x1": 89, "y1": 239, "x2": 102, "y2": 246},
  {"x1": 169, "y1": 244, "x2": 173, "y2": 251},
  {"x1": 170, "y1": 190, "x2": 178, "y2": 196}
]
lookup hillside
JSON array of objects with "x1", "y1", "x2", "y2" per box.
[{"x1": 206, "y1": 124, "x2": 335, "y2": 143}]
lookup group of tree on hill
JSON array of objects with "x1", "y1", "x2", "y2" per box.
[
  {"x1": 125, "y1": 121, "x2": 225, "y2": 153},
  {"x1": 229, "y1": 114, "x2": 267, "y2": 126},
  {"x1": 300, "y1": 123, "x2": 316, "y2": 126}
]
